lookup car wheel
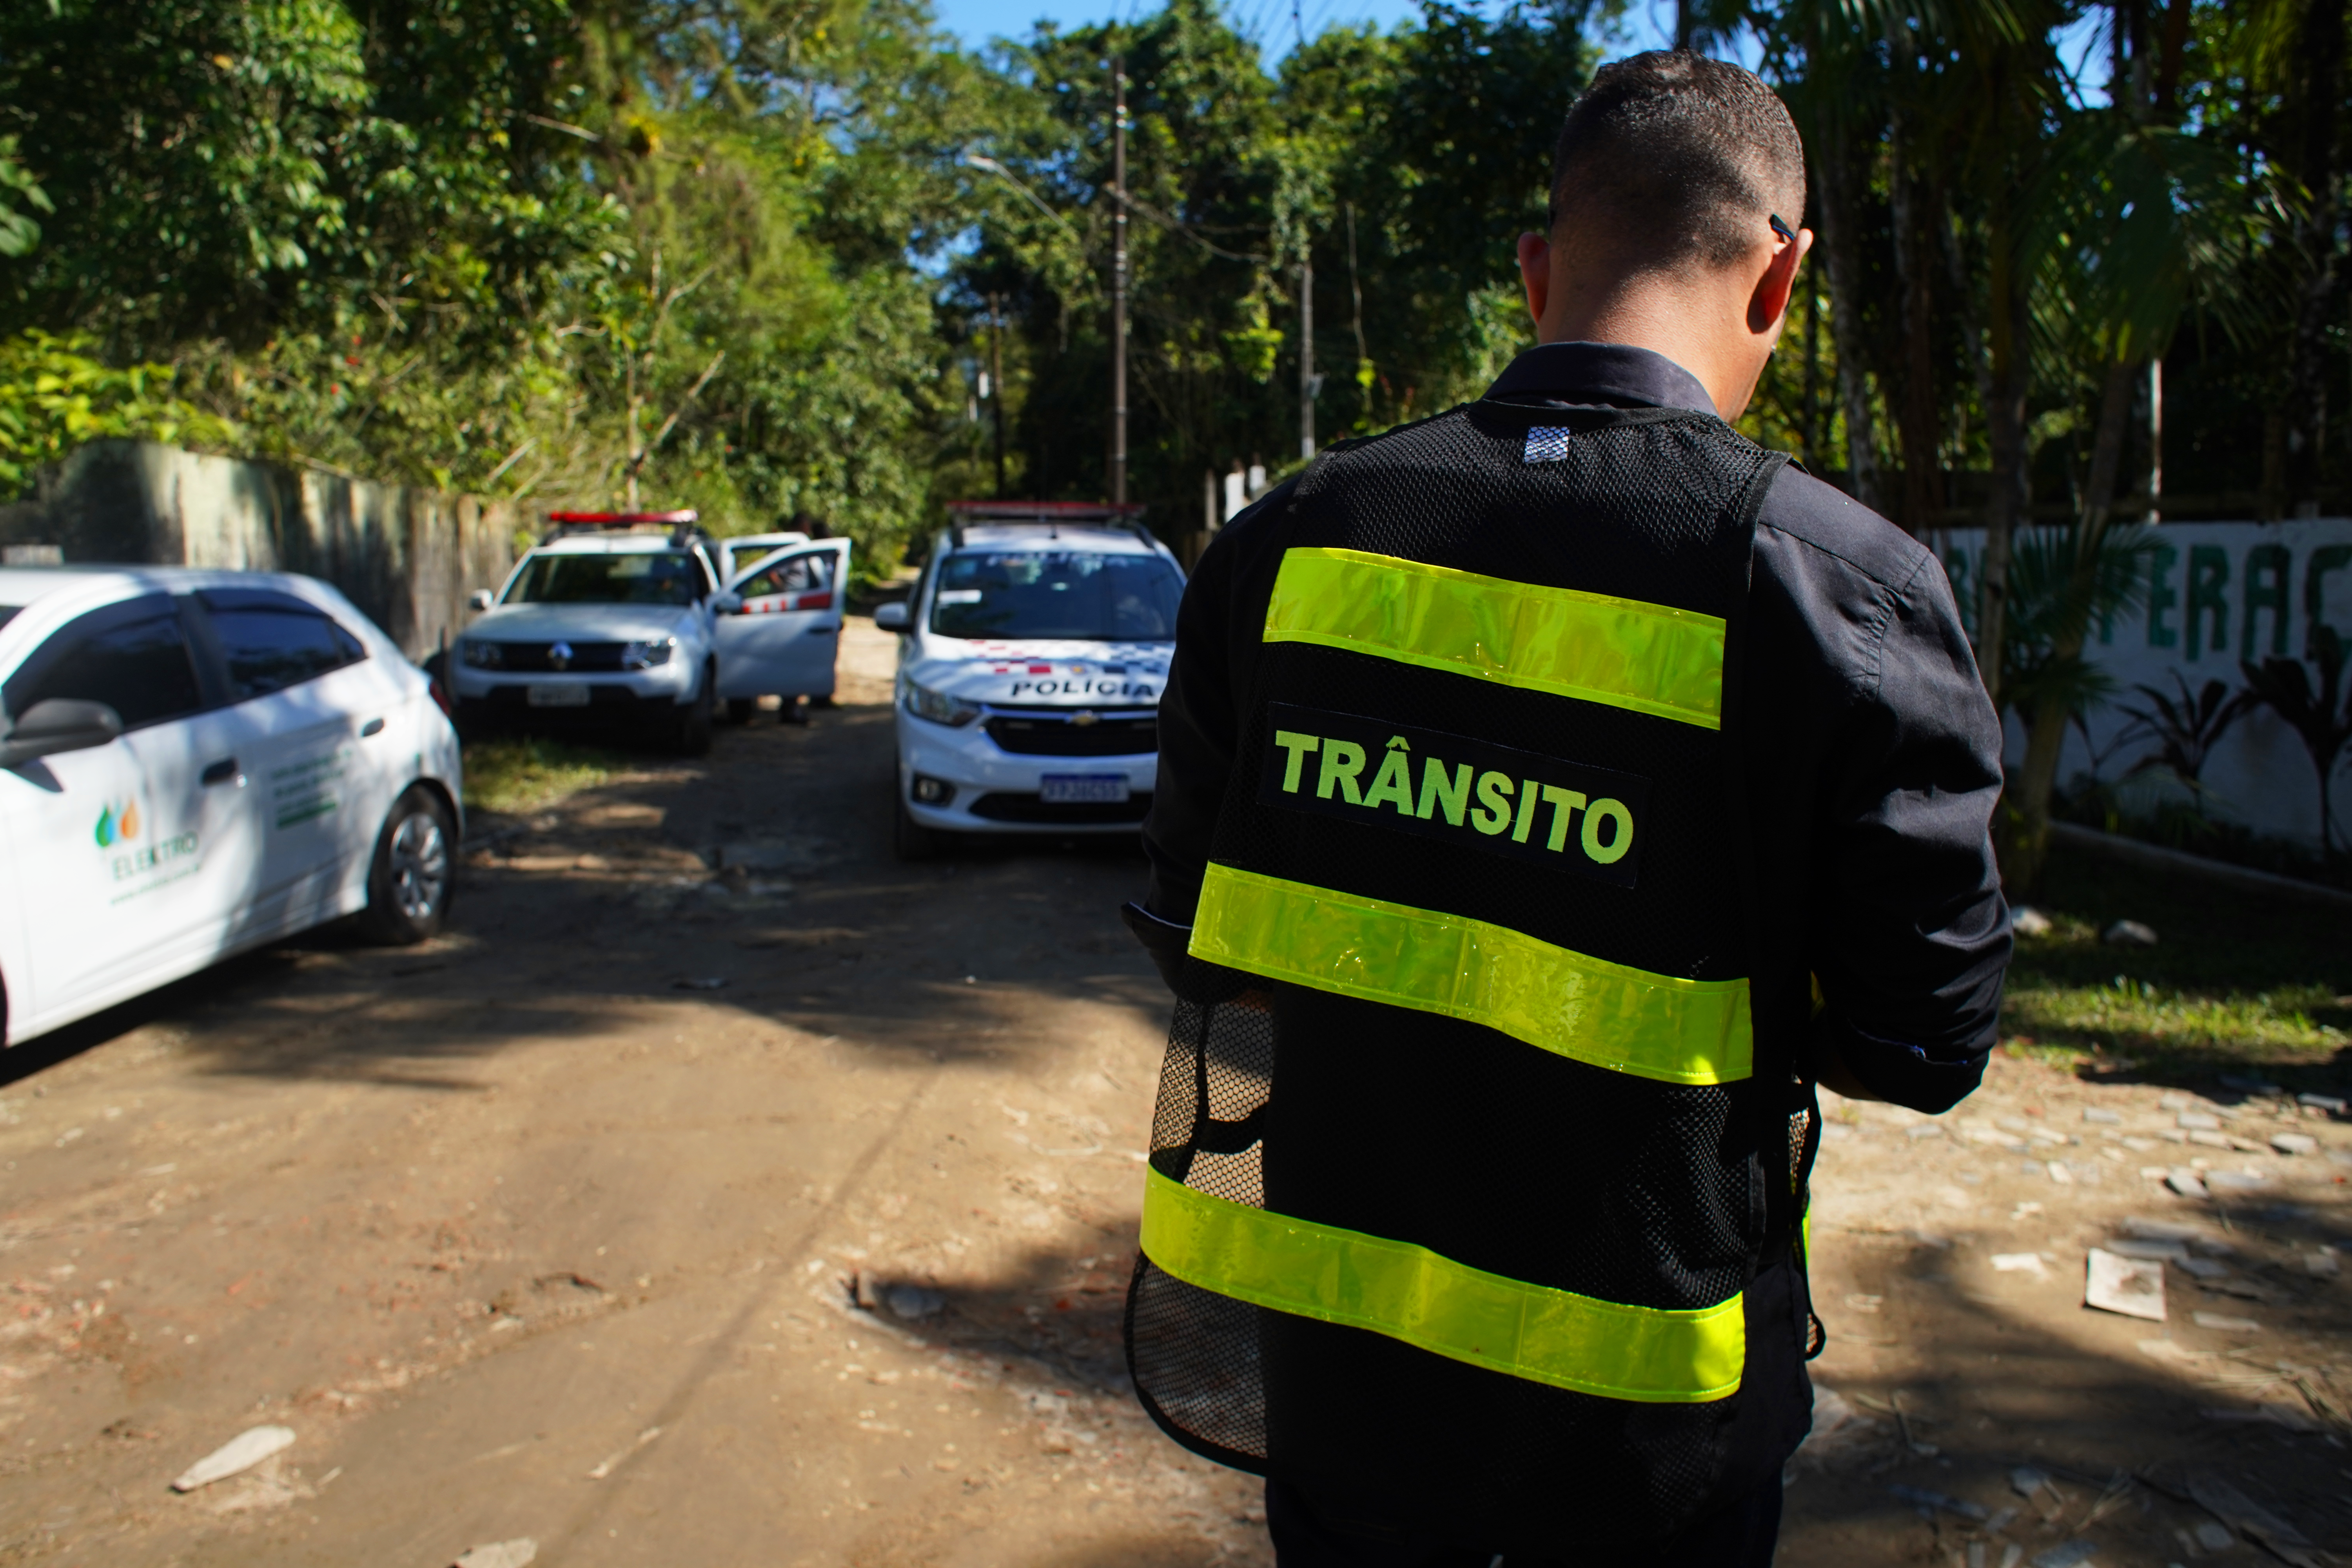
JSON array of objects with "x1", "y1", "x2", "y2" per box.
[
  {"x1": 358, "y1": 786, "x2": 456, "y2": 945},
  {"x1": 724, "y1": 698, "x2": 757, "y2": 726},
  {"x1": 894, "y1": 799, "x2": 943, "y2": 861},
  {"x1": 673, "y1": 665, "x2": 716, "y2": 756}
]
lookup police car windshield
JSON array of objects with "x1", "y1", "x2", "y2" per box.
[
  {"x1": 929, "y1": 551, "x2": 1181, "y2": 642},
  {"x1": 507, "y1": 550, "x2": 706, "y2": 606}
]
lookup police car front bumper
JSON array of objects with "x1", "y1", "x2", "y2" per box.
[{"x1": 898, "y1": 707, "x2": 1156, "y2": 835}]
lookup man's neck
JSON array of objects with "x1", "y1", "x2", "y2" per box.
[{"x1": 1541, "y1": 276, "x2": 1752, "y2": 419}]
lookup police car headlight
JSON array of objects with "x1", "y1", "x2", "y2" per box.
[
  {"x1": 461, "y1": 639, "x2": 504, "y2": 668},
  {"x1": 621, "y1": 637, "x2": 676, "y2": 670},
  {"x1": 905, "y1": 678, "x2": 980, "y2": 727}
]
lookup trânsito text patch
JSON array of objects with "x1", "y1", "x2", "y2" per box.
[{"x1": 1257, "y1": 702, "x2": 1651, "y2": 888}]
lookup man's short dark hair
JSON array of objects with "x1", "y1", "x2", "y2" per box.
[{"x1": 1548, "y1": 51, "x2": 1806, "y2": 272}]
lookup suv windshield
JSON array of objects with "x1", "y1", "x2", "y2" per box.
[
  {"x1": 929, "y1": 551, "x2": 1182, "y2": 642},
  {"x1": 506, "y1": 550, "x2": 707, "y2": 606}
]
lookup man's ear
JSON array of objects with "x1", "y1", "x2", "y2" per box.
[
  {"x1": 1517, "y1": 231, "x2": 1552, "y2": 331},
  {"x1": 1746, "y1": 227, "x2": 1814, "y2": 335}
]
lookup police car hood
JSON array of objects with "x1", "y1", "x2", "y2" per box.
[
  {"x1": 475, "y1": 601, "x2": 696, "y2": 644},
  {"x1": 909, "y1": 639, "x2": 1170, "y2": 706}
]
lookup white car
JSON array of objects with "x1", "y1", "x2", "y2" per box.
[
  {"x1": 449, "y1": 515, "x2": 850, "y2": 748},
  {"x1": 0, "y1": 566, "x2": 462, "y2": 1047},
  {"x1": 875, "y1": 517, "x2": 1183, "y2": 857}
]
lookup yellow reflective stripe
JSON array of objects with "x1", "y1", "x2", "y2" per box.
[
  {"x1": 1189, "y1": 863, "x2": 1751, "y2": 1086},
  {"x1": 1263, "y1": 546, "x2": 1726, "y2": 729},
  {"x1": 1141, "y1": 1166, "x2": 1744, "y2": 1403}
]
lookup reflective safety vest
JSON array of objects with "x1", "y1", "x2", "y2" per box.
[{"x1": 1126, "y1": 400, "x2": 1813, "y2": 1553}]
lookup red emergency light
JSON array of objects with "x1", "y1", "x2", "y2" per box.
[{"x1": 546, "y1": 510, "x2": 700, "y2": 526}]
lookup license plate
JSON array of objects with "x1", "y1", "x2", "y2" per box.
[
  {"x1": 526, "y1": 683, "x2": 591, "y2": 708},
  {"x1": 1040, "y1": 773, "x2": 1129, "y2": 804}
]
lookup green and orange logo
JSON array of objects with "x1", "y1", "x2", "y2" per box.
[{"x1": 95, "y1": 798, "x2": 140, "y2": 848}]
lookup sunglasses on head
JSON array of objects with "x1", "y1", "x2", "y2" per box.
[{"x1": 1769, "y1": 214, "x2": 1798, "y2": 244}]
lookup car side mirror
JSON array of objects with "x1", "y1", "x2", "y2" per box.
[
  {"x1": 0, "y1": 699, "x2": 123, "y2": 768},
  {"x1": 873, "y1": 601, "x2": 909, "y2": 631},
  {"x1": 713, "y1": 591, "x2": 744, "y2": 615},
  {"x1": 467, "y1": 589, "x2": 494, "y2": 612}
]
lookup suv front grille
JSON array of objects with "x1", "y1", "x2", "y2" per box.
[
  {"x1": 984, "y1": 712, "x2": 1157, "y2": 757},
  {"x1": 484, "y1": 641, "x2": 630, "y2": 672}
]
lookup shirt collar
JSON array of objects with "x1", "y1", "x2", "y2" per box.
[{"x1": 1483, "y1": 341, "x2": 1718, "y2": 417}]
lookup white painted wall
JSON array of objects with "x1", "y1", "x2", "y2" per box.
[{"x1": 1928, "y1": 519, "x2": 2352, "y2": 848}]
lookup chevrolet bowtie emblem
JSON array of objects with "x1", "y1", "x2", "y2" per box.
[
  {"x1": 1071, "y1": 710, "x2": 1098, "y2": 727},
  {"x1": 549, "y1": 640, "x2": 573, "y2": 670}
]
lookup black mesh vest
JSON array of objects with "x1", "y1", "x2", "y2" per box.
[{"x1": 1125, "y1": 399, "x2": 1817, "y2": 1554}]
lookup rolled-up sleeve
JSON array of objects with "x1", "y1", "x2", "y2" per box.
[{"x1": 1806, "y1": 548, "x2": 2010, "y2": 1111}]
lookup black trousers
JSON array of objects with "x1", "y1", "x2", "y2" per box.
[{"x1": 1265, "y1": 1472, "x2": 1784, "y2": 1568}]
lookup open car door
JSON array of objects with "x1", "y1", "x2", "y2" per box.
[{"x1": 715, "y1": 539, "x2": 853, "y2": 702}]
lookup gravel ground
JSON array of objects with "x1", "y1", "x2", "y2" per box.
[{"x1": 0, "y1": 619, "x2": 2345, "y2": 1567}]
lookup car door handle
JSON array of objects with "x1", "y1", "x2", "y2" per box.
[
  {"x1": 361, "y1": 717, "x2": 386, "y2": 737},
  {"x1": 200, "y1": 757, "x2": 241, "y2": 787}
]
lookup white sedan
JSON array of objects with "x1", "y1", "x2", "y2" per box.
[
  {"x1": 876, "y1": 519, "x2": 1182, "y2": 857},
  {"x1": 0, "y1": 565, "x2": 462, "y2": 1046}
]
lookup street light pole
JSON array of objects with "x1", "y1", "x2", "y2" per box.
[
  {"x1": 988, "y1": 291, "x2": 1008, "y2": 501},
  {"x1": 1299, "y1": 256, "x2": 1315, "y2": 461},
  {"x1": 1110, "y1": 56, "x2": 1129, "y2": 508}
]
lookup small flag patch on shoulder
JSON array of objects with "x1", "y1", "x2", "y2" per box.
[{"x1": 1524, "y1": 427, "x2": 1572, "y2": 463}]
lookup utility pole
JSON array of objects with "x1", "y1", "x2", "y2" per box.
[
  {"x1": 1110, "y1": 56, "x2": 1129, "y2": 508},
  {"x1": 988, "y1": 292, "x2": 1008, "y2": 501},
  {"x1": 1298, "y1": 255, "x2": 1316, "y2": 461}
]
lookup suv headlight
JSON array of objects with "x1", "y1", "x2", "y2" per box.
[
  {"x1": 621, "y1": 637, "x2": 677, "y2": 670},
  {"x1": 461, "y1": 639, "x2": 504, "y2": 668},
  {"x1": 904, "y1": 677, "x2": 980, "y2": 727}
]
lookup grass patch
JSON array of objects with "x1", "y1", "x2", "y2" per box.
[
  {"x1": 462, "y1": 737, "x2": 625, "y2": 816},
  {"x1": 2004, "y1": 841, "x2": 2352, "y2": 1085}
]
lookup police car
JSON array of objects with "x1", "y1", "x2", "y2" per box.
[
  {"x1": 0, "y1": 565, "x2": 463, "y2": 1047},
  {"x1": 448, "y1": 512, "x2": 850, "y2": 749},
  {"x1": 874, "y1": 505, "x2": 1183, "y2": 857}
]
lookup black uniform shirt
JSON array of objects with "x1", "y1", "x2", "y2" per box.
[{"x1": 1140, "y1": 340, "x2": 2010, "y2": 1114}]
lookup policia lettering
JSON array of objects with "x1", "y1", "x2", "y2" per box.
[{"x1": 1261, "y1": 702, "x2": 1648, "y2": 886}]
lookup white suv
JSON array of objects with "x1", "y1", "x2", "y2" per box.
[
  {"x1": 450, "y1": 514, "x2": 728, "y2": 753},
  {"x1": 450, "y1": 513, "x2": 853, "y2": 751},
  {"x1": 875, "y1": 512, "x2": 1184, "y2": 857}
]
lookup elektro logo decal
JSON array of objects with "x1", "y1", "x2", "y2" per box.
[{"x1": 94, "y1": 799, "x2": 141, "y2": 848}]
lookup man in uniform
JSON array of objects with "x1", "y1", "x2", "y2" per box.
[{"x1": 1119, "y1": 50, "x2": 2009, "y2": 1568}]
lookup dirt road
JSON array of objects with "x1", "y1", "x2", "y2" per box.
[{"x1": 0, "y1": 621, "x2": 2347, "y2": 1568}]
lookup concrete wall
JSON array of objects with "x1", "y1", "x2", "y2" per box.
[
  {"x1": 0, "y1": 439, "x2": 517, "y2": 660},
  {"x1": 1930, "y1": 519, "x2": 2352, "y2": 849}
]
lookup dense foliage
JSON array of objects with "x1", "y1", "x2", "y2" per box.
[{"x1": 1, "y1": 1, "x2": 2347, "y2": 871}]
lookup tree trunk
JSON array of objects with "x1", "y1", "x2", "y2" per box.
[
  {"x1": 2152, "y1": 0, "x2": 2190, "y2": 120},
  {"x1": 1812, "y1": 110, "x2": 1881, "y2": 514},
  {"x1": 2007, "y1": 357, "x2": 2137, "y2": 893},
  {"x1": 2283, "y1": 0, "x2": 2345, "y2": 508},
  {"x1": 1888, "y1": 136, "x2": 1945, "y2": 536},
  {"x1": 1979, "y1": 220, "x2": 2029, "y2": 719}
]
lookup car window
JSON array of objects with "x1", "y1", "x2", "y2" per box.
[
  {"x1": 4, "y1": 593, "x2": 204, "y2": 730},
  {"x1": 0, "y1": 607, "x2": 19, "y2": 632},
  {"x1": 196, "y1": 588, "x2": 368, "y2": 700},
  {"x1": 506, "y1": 551, "x2": 704, "y2": 606},
  {"x1": 737, "y1": 552, "x2": 833, "y2": 599},
  {"x1": 928, "y1": 551, "x2": 1183, "y2": 642}
]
